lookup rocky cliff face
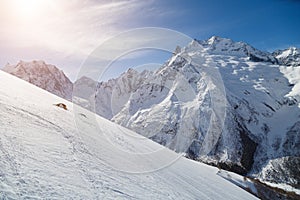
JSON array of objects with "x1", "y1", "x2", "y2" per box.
[{"x1": 2, "y1": 60, "x2": 73, "y2": 100}]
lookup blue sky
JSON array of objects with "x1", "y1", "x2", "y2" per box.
[{"x1": 0, "y1": 0, "x2": 299, "y2": 81}]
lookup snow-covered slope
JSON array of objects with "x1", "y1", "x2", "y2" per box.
[
  {"x1": 2, "y1": 60, "x2": 73, "y2": 100},
  {"x1": 0, "y1": 71, "x2": 258, "y2": 199},
  {"x1": 73, "y1": 37, "x2": 300, "y2": 192}
]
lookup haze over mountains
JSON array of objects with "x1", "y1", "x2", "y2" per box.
[{"x1": 2, "y1": 36, "x2": 300, "y2": 196}]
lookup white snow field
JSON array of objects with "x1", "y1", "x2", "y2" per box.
[{"x1": 0, "y1": 71, "x2": 258, "y2": 200}]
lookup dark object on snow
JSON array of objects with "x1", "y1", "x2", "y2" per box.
[
  {"x1": 79, "y1": 113, "x2": 87, "y2": 118},
  {"x1": 54, "y1": 103, "x2": 68, "y2": 110}
]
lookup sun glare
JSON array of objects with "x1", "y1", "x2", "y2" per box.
[{"x1": 12, "y1": 0, "x2": 50, "y2": 19}]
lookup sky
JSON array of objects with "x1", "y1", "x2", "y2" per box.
[{"x1": 0, "y1": 0, "x2": 299, "y2": 81}]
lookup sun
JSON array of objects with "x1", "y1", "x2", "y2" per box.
[{"x1": 12, "y1": 0, "x2": 50, "y2": 19}]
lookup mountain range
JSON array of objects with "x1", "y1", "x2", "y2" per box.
[{"x1": 2, "y1": 36, "x2": 300, "y2": 196}]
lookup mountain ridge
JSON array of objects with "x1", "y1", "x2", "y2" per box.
[{"x1": 2, "y1": 60, "x2": 73, "y2": 100}]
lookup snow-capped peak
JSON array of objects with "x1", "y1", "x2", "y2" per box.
[
  {"x1": 2, "y1": 60, "x2": 73, "y2": 100},
  {"x1": 207, "y1": 35, "x2": 232, "y2": 45},
  {"x1": 276, "y1": 47, "x2": 299, "y2": 57},
  {"x1": 193, "y1": 36, "x2": 278, "y2": 64},
  {"x1": 273, "y1": 47, "x2": 300, "y2": 66}
]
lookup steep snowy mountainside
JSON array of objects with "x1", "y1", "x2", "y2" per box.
[
  {"x1": 73, "y1": 36, "x2": 300, "y2": 193},
  {"x1": 275, "y1": 47, "x2": 300, "y2": 103},
  {"x1": 73, "y1": 69, "x2": 153, "y2": 119},
  {"x1": 206, "y1": 52, "x2": 300, "y2": 188},
  {"x1": 2, "y1": 60, "x2": 73, "y2": 100},
  {"x1": 279, "y1": 64, "x2": 300, "y2": 105},
  {"x1": 0, "y1": 70, "x2": 258, "y2": 199}
]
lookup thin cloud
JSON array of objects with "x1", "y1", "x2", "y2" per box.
[
  {"x1": 0, "y1": 0, "x2": 192, "y2": 81},
  {"x1": 0, "y1": 0, "x2": 154, "y2": 58}
]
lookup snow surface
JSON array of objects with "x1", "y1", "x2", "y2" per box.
[
  {"x1": 217, "y1": 170, "x2": 257, "y2": 195},
  {"x1": 0, "y1": 71, "x2": 257, "y2": 199}
]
